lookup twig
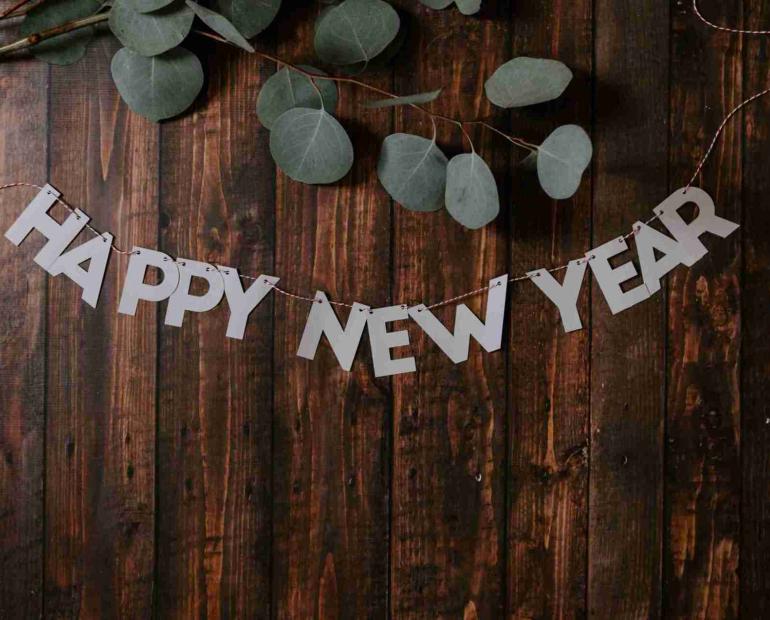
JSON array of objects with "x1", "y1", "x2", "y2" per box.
[
  {"x1": 0, "y1": 15, "x2": 542, "y2": 152},
  {"x1": 0, "y1": 12, "x2": 107, "y2": 56},
  {"x1": 0, "y1": 0, "x2": 34, "y2": 20},
  {"x1": 2, "y1": 3, "x2": 39, "y2": 19},
  {"x1": 195, "y1": 28, "x2": 539, "y2": 152},
  {"x1": 471, "y1": 121, "x2": 538, "y2": 152}
]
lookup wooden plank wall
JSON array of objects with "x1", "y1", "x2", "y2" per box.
[
  {"x1": 506, "y1": 0, "x2": 592, "y2": 617},
  {"x1": 1, "y1": 0, "x2": 770, "y2": 617},
  {"x1": 590, "y1": 0, "x2": 667, "y2": 617},
  {"x1": 0, "y1": 27, "x2": 47, "y2": 620},
  {"x1": 667, "y1": 0, "x2": 742, "y2": 616},
  {"x1": 742, "y1": 1, "x2": 770, "y2": 617},
  {"x1": 390, "y1": 2, "x2": 507, "y2": 617}
]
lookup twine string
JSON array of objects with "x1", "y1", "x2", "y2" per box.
[
  {"x1": 1, "y1": 0, "x2": 768, "y2": 311},
  {"x1": 692, "y1": 0, "x2": 770, "y2": 35},
  {"x1": 685, "y1": 86, "x2": 770, "y2": 191},
  {"x1": 0, "y1": 181, "x2": 658, "y2": 309},
  {"x1": 685, "y1": 1, "x2": 770, "y2": 191}
]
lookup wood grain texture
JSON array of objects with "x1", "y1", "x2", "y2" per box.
[
  {"x1": 389, "y1": 3, "x2": 508, "y2": 618},
  {"x1": 0, "y1": 30, "x2": 47, "y2": 619},
  {"x1": 156, "y1": 41, "x2": 274, "y2": 618},
  {"x1": 588, "y1": 0, "x2": 668, "y2": 617},
  {"x1": 270, "y1": 6, "x2": 392, "y2": 618},
  {"x1": 44, "y1": 37, "x2": 158, "y2": 618},
  {"x1": 665, "y1": 0, "x2": 742, "y2": 617},
  {"x1": 505, "y1": 1, "x2": 592, "y2": 617},
  {"x1": 741, "y1": 0, "x2": 770, "y2": 616},
  {"x1": 3, "y1": 1, "x2": 770, "y2": 617}
]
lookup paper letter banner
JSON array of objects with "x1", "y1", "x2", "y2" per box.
[
  {"x1": 220, "y1": 268, "x2": 279, "y2": 340},
  {"x1": 118, "y1": 247, "x2": 180, "y2": 316},
  {"x1": 296, "y1": 292, "x2": 369, "y2": 371},
  {"x1": 3, "y1": 185, "x2": 741, "y2": 374},
  {"x1": 633, "y1": 221, "x2": 688, "y2": 294},
  {"x1": 165, "y1": 259, "x2": 225, "y2": 327},
  {"x1": 408, "y1": 275, "x2": 508, "y2": 363},
  {"x1": 654, "y1": 187, "x2": 740, "y2": 266},
  {"x1": 5, "y1": 184, "x2": 88, "y2": 269},
  {"x1": 588, "y1": 236, "x2": 650, "y2": 314},
  {"x1": 367, "y1": 305, "x2": 416, "y2": 377},
  {"x1": 527, "y1": 260, "x2": 587, "y2": 332},
  {"x1": 48, "y1": 232, "x2": 113, "y2": 308}
]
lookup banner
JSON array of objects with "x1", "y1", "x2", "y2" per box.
[{"x1": 4, "y1": 184, "x2": 739, "y2": 377}]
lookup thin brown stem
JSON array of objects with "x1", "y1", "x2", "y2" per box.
[
  {"x1": 0, "y1": 17, "x2": 541, "y2": 152},
  {"x1": 0, "y1": 2, "x2": 41, "y2": 20},
  {"x1": 196, "y1": 29, "x2": 537, "y2": 151},
  {"x1": 456, "y1": 121, "x2": 475, "y2": 152},
  {"x1": 256, "y1": 49, "x2": 537, "y2": 150},
  {"x1": 471, "y1": 121, "x2": 539, "y2": 152},
  {"x1": 0, "y1": 0, "x2": 34, "y2": 19},
  {"x1": 0, "y1": 11, "x2": 107, "y2": 56}
]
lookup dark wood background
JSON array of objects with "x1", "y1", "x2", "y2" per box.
[{"x1": 1, "y1": 0, "x2": 768, "y2": 617}]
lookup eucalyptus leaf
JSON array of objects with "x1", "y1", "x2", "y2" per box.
[
  {"x1": 329, "y1": 16, "x2": 408, "y2": 77},
  {"x1": 377, "y1": 133, "x2": 447, "y2": 212},
  {"x1": 454, "y1": 0, "x2": 481, "y2": 14},
  {"x1": 257, "y1": 66, "x2": 338, "y2": 129},
  {"x1": 314, "y1": 0, "x2": 400, "y2": 66},
  {"x1": 20, "y1": 0, "x2": 101, "y2": 65},
  {"x1": 370, "y1": 7, "x2": 407, "y2": 64},
  {"x1": 215, "y1": 0, "x2": 280, "y2": 38},
  {"x1": 364, "y1": 89, "x2": 441, "y2": 109},
  {"x1": 536, "y1": 124, "x2": 592, "y2": 199},
  {"x1": 269, "y1": 108, "x2": 353, "y2": 184},
  {"x1": 185, "y1": 0, "x2": 253, "y2": 51},
  {"x1": 418, "y1": 0, "x2": 480, "y2": 13},
  {"x1": 518, "y1": 151, "x2": 537, "y2": 170},
  {"x1": 109, "y1": 0, "x2": 194, "y2": 57},
  {"x1": 418, "y1": 0, "x2": 453, "y2": 7},
  {"x1": 445, "y1": 153, "x2": 499, "y2": 229},
  {"x1": 124, "y1": 0, "x2": 175, "y2": 14},
  {"x1": 111, "y1": 46, "x2": 204, "y2": 121},
  {"x1": 484, "y1": 57, "x2": 573, "y2": 108},
  {"x1": 335, "y1": 10, "x2": 407, "y2": 74}
]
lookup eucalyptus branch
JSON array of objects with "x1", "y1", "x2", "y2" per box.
[
  {"x1": 471, "y1": 121, "x2": 538, "y2": 152},
  {"x1": 195, "y1": 28, "x2": 538, "y2": 154},
  {"x1": 0, "y1": 0, "x2": 37, "y2": 20},
  {"x1": 0, "y1": 11, "x2": 106, "y2": 56},
  {"x1": 0, "y1": 0, "x2": 592, "y2": 228},
  {"x1": 257, "y1": 49, "x2": 539, "y2": 152},
  {"x1": 0, "y1": 12, "x2": 538, "y2": 155}
]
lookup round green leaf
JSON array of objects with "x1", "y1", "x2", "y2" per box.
[
  {"x1": 109, "y1": 0, "x2": 194, "y2": 57},
  {"x1": 185, "y1": 0, "x2": 254, "y2": 51},
  {"x1": 377, "y1": 133, "x2": 447, "y2": 212},
  {"x1": 124, "y1": 0, "x2": 175, "y2": 13},
  {"x1": 326, "y1": 6, "x2": 407, "y2": 75},
  {"x1": 454, "y1": 0, "x2": 480, "y2": 14},
  {"x1": 418, "y1": 0, "x2": 479, "y2": 11},
  {"x1": 111, "y1": 46, "x2": 204, "y2": 121},
  {"x1": 445, "y1": 153, "x2": 499, "y2": 229},
  {"x1": 536, "y1": 124, "x2": 592, "y2": 200},
  {"x1": 257, "y1": 66, "x2": 338, "y2": 129},
  {"x1": 214, "y1": 0, "x2": 280, "y2": 38},
  {"x1": 484, "y1": 57, "x2": 573, "y2": 108},
  {"x1": 314, "y1": 0, "x2": 400, "y2": 66},
  {"x1": 20, "y1": 0, "x2": 101, "y2": 65},
  {"x1": 518, "y1": 151, "x2": 537, "y2": 170},
  {"x1": 364, "y1": 89, "x2": 441, "y2": 109},
  {"x1": 418, "y1": 0, "x2": 453, "y2": 8},
  {"x1": 269, "y1": 108, "x2": 353, "y2": 184}
]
